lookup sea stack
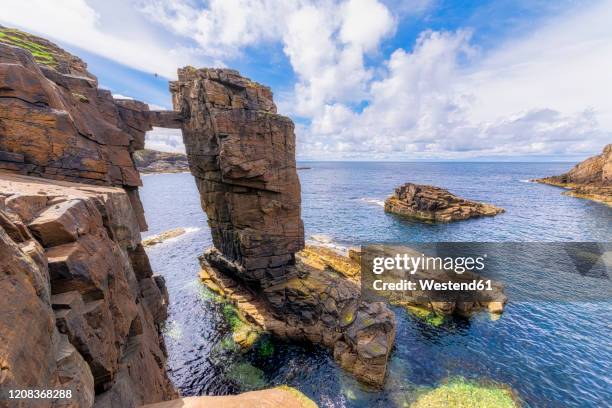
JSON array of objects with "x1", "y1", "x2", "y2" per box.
[
  {"x1": 171, "y1": 68, "x2": 396, "y2": 386},
  {"x1": 384, "y1": 183, "x2": 504, "y2": 222},
  {"x1": 534, "y1": 144, "x2": 611, "y2": 206}
]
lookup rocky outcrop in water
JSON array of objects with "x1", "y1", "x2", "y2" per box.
[
  {"x1": 385, "y1": 183, "x2": 504, "y2": 222},
  {"x1": 172, "y1": 68, "x2": 395, "y2": 386},
  {"x1": 534, "y1": 144, "x2": 612, "y2": 206},
  {"x1": 142, "y1": 227, "x2": 187, "y2": 247},
  {"x1": 134, "y1": 149, "x2": 189, "y2": 174},
  {"x1": 0, "y1": 28, "x2": 177, "y2": 407}
]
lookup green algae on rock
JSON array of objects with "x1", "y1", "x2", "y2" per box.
[
  {"x1": 411, "y1": 378, "x2": 519, "y2": 408},
  {"x1": 225, "y1": 361, "x2": 267, "y2": 390}
]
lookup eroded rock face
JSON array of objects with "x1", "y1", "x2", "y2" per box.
[
  {"x1": 0, "y1": 28, "x2": 181, "y2": 232},
  {"x1": 385, "y1": 183, "x2": 504, "y2": 222},
  {"x1": 534, "y1": 144, "x2": 612, "y2": 206},
  {"x1": 171, "y1": 68, "x2": 304, "y2": 285},
  {"x1": 0, "y1": 173, "x2": 176, "y2": 407},
  {"x1": 172, "y1": 68, "x2": 395, "y2": 386}
]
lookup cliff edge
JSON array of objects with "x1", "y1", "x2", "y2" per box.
[
  {"x1": 534, "y1": 144, "x2": 612, "y2": 206},
  {"x1": 0, "y1": 28, "x2": 178, "y2": 407}
]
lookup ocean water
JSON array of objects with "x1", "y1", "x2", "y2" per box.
[{"x1": 140, "y1": 162, "x2": 611, "y2": 407}]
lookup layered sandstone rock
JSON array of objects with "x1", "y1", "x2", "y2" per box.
[
  {"x1": 134, "y1": 149, "x2": 189, "y2": 174},
  {"x1": 0, "y1": 173, "x2": 176, "y2": 407},
  {"x1": 172, "y1": 68, "x2": 395, "y2": 386},
  {"x1": 534, "y1": 144, "x2": 612, "y2": 206},
  {"x1": 171, "y1": 68, "x2": 304, "y2": 285},
  {"x1": 0, "y1": 29, "x2": 178, "y2": 407},
  {"x1": 0, "y1": 27, "x2": 181, "y2": 231},
  {"x1": 385, "y1": 183, "x2": 504, "y2": 222}
]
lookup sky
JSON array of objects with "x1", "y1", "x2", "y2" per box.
[{"x1": 2, "y1": 0, "x2": 611, "y2": 161}]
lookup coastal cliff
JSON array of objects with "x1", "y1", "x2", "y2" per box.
[
  {"x1": 385, "y1": 183, "x2": 504, "y2": 222},
  {"x1": 0, "y1": 28, "x2": 177, "y2": 407},
  {"x1": 171, "y1": 68, "x2": 396, "y2": 386},
  {"x1": 534, "y1": 144, "x2": 612, "y2": 206},
  {"x1": 0, "y1": 174, "x2": 176, "y2": 407}
]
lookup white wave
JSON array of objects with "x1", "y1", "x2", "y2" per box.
[
  {"x1": 184, "y1": 227, "x2": 201, "y2": 234},
  {"x1": 307, "y1": 234, "x2": 351, "y2": 254},
  {"x1": 360, "y1": 197, "x2": 385, "y2": 207},
  {"x1": 309, "y1": 234, "x2": 333, "y2": 244},
  {"x1": 519, "y1": 179, "x2": 534, "y2": 183}
]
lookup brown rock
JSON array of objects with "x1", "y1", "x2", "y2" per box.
[
  {"x1": 384, "y1": 183, "x2": 504, "y2": 222},
  {"x1": 142, "y1": 386, "x2": 317, "y2": 408},
  {"x1": 0, "y1": 26, "x2": 184, "y2": 235},
  {"x1": 172, "y1": 67, "x2": 396, "y2": 386},
  {"x1": 534, "y1": 144, "x2": 612, "y2": 206},
  {"x1": 171, "y1": 68, "x2": 304, "y2": 286},
  {"x1": 0, "y1": 173, "x2": 176, "y2": 406},
  {"x1": 142, "y1": 228, "x2": 187, "y2": 247}
]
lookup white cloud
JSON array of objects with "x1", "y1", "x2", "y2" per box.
[
  {"x1": 0, "y1": 0, "x2": 206, "y2": 78},
  {"x1": 139, "y1": 0, "x2": 298, "y2": 58},
  {"x1": 296, "y1": 2, "x2": 612, "y2": 160},
  {"x1": 340, "y1": 0, "x2": 396, "y2": 52},
  {"x1": 282, "y1": 0, "x2": 396, "y2": 117},
  {"x1": 145, "y1": 128, "x2": 185, "y2": 153},
  {"x1": 112, "y1": 93, "x2": 134, "y2": 100},
  {"x1": 3, "y1": 0, "x2": 609, "y2": 159},
  {"x1": 461, "y1": 0, "x2": 612, "y2": 130}
]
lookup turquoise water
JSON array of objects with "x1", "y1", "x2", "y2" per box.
[{"x1": 140, "y1": 162, "x2": 611, "y2": 407}]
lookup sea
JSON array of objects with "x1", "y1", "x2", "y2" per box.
[{"x1": 140, "y1": 162, "x2": 612, "y2": 408}]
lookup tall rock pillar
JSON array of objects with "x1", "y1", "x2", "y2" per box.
[
  {"x1": 171, "y1": 68, "x2": 304, "y2": 285},
  {"x1": 171, "y1": 67, "x2": 395, "y2": 387}
]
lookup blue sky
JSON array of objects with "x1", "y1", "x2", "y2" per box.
[{"x1": 2, "y1": 0, "x2": 611, "y2": 161}]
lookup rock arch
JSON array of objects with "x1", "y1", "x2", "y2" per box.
[{"x1": 170, "y1": 67, "x2": 396, "y2": 386}]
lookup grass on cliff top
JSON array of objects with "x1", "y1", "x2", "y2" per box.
[
  {"x1": 411, "y1": 378, "x2": 518, "y2": 408},
  {"x1": 0, "y1": 28, "x2": 57, "y2": 67}
]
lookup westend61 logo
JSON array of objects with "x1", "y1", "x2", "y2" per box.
[{"x1": 360, "y1": 243, "x2": 611, "y2": 304}]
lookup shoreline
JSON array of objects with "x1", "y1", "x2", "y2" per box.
[{"x1": 533, "y1": 178, "x2": 612, "y2": 207}]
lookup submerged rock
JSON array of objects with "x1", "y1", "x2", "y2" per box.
[
  {"x1": 384, "y1": 183, "x2": 504, "y2": 222},
  {"x1": 410, "y1": 378, "x2": 519, "y2": 408},
  {"x1": 534, "y1": 144, "x2": 612, "y2": 206}
]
